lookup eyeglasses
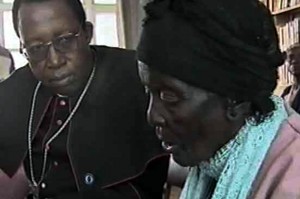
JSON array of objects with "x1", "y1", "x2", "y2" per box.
[{"x1": 20, "y1": 31, "x2": 81, "y2": 62}]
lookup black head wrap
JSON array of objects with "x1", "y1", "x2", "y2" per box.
[{"x1": 137, "y1": 0, "x2": 284, "y2": 101}]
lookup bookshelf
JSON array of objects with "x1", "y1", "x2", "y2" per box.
[
  {"x1": 272, "y1": 4, "x2": 300, "y2": 15},
  {"x1": 259, "y1": 0, "x2": 300, "y2": 94}
]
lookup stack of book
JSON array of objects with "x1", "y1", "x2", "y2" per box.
[{"x1": 270, "y1": 0, "x2": 300, "y2": 12}]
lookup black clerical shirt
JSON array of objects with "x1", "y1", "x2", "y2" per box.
[{"x1": 24, "y1": 96, "x2": 77, "y2": 198}]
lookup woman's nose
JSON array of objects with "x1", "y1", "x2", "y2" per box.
[{"x1": 147, "y1": 96, "x2": 166, "y2": 127}]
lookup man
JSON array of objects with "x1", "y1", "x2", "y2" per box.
[
  {"x1": 282, "y1": 43, "x2": 300, "y2": 113},
  {"x1": 0, "y1": 0, "x2": 168, "y2": 198},
  {"x1": 0, "y1": 45, "x2": 14, "y2": 81}
]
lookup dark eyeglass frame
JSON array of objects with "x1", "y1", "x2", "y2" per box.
[{"x1": 20, "y1": 30, "x2": 81, "y2": 62}]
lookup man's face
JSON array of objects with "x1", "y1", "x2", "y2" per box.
[
  {"x1": 138, "y1": 62, "x2": 233, "y2": 167},
  {"x1": 287, "y1": 47, "x2": 300, "y2": 76},
  {"x1": 18, "y1": 0, "x2": 93, "y2": 96}
]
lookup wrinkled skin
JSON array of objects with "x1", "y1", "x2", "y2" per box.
[
  {"x1": 18, "y1": 0, "x2": 94, "y2": 96},
  {"x1": 138, "y1": 62, "x2": 249, "y2": 166}
]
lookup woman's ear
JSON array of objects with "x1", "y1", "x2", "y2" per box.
[
  {"x1": 226, "y1": 100, "x2": 251, "y2": 121},
  {"x1": 83, "y1": 21, "x2": 94, "y2": 44}
]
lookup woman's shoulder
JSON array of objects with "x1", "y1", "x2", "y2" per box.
[
  {"x1": 264, "y1": 112, "x2": 300, "y2": 170},
  {"x1": 250, "y1": 114, "x2": 300, "y2": 198}
]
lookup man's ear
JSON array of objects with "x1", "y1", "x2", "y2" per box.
[
  {"x1": 83, "y1": 21, "x2": 93, "y2": 44},
  {"x1": 226, "y1": 101, "x2": 251, "y2": 121}
]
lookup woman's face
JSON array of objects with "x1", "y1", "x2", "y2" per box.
[{"x1": 138, "y1": 62, "x2": 236, "y2": 166}]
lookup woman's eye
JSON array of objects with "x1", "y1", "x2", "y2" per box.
[{"x1": 160, "y1": 90, "x2": 179, "y2": 103}]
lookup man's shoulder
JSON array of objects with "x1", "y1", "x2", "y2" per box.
[
  {"x1": 92, "y1": 45, "x2": 135, "y2": 59},
  {"x1": 92, "y1": 45, "x2": 138, "y2": 80},
  {"x1": 0, "y1": 66, "x2": 35, "y2": 96},
  {"x1": 0, "y1": 46, "x2": 11, "y2": 58}
]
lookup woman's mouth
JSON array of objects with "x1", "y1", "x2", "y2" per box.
[{"x1": 155, "y1": 126, "x2": 181, "y2": 153}]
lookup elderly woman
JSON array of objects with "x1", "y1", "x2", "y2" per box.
[{"x1": 137, "y1": 0, "x2": 300, "y2": 198}]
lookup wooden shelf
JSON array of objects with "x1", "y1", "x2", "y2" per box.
[{"x1": 272, "y1": 4, "x2": 300, "y2": 16}]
